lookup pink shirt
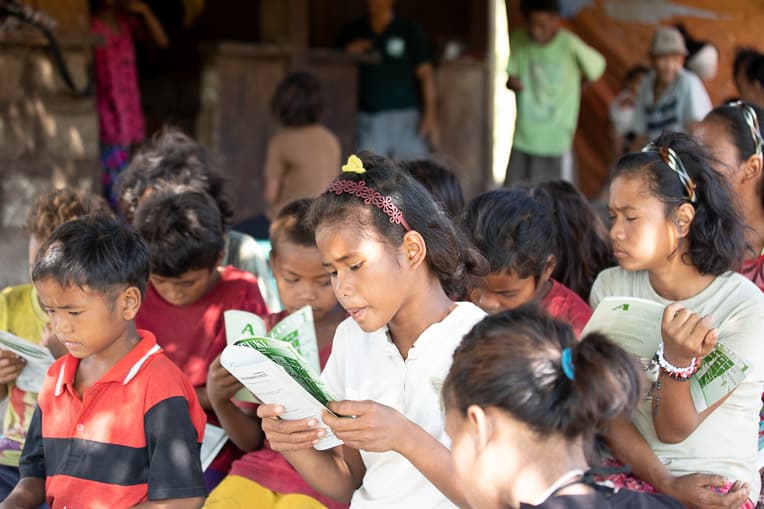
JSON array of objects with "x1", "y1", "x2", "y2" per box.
[
  {"x1": 91, "y1": 15, "x2": 145, "y2": 145},
  {"x1": 541, "y1": 279, "x2": 593, "y2": 337},
  {"x1": 741, "y1": 254, "x2": 764, "y2": 293}
]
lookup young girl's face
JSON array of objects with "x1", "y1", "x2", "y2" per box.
[
  {"x1": 470, "y1": 271, "x2": 539, "y2": 314},
  {"x1": 315, "y1": 219, "x2": 411, "y2": 333},
  {"x1": 608, "y1": 175, "x2": 680, "y2": 272},
  {"x1": 445, "y1": 407, "x2": 502, "y2": 509},
  {"x1": 694, "y1": 118, "x2": 746, "y2": 199}
]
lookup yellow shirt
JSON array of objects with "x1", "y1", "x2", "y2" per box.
[{"x1": 0, "y1": 284, "x2": 47, "y2": 467}]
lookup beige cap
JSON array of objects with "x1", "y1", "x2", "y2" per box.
[{"x1": 650, "y1": 26, "x2": 688, "y2": 56}]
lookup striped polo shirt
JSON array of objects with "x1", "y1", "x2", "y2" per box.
[{"x1": 19, "y1": 330, "x2": 207, "y2": 508}]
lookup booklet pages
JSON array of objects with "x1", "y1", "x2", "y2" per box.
[{"x1": 582, "y1": 296, "x2": 750, "y2": 411}]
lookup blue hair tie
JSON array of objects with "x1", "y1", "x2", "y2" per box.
[{"x1": 561, "y1": 348, "x2": 575, "y2": 381}]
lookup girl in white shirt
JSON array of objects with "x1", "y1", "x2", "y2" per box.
[
  {"x1": 593, "y1": 132, "x2": 764, "y2": 509},
  {"x1": 257, "y1": 153, "x2": 486, "y2": 509}
]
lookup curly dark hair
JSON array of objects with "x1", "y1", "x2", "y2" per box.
[{"x1": 26, "y1": 188, "x2": 112, "y2": 241}]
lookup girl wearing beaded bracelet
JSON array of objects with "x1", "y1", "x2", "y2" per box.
[{"x1": 590, "y1": 132, "x2": 764, "y2": 509}]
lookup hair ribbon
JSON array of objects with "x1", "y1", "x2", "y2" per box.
[
  {"x1": 561, "y1": 348, "x2": 575, "y2": 381},
  {"x1": 642, "y1": 144, "x2": 697, "y2": 203},
  {"x1": 342, "y1": 154, "x2": 366, "y2": 174}
]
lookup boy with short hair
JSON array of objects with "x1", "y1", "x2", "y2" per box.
[
  {"x1": 463, "y1": 189, "x2": 592, "y2": 336},
  {"x1": 0, "y1": 188, "x2": 110, "y2": 499},
  {"x1": 133, "y1": 188, "x2": 268, "y2": 487},
  {"x1": 204, "y1": 198, "x2": 347, "y2": 509},
  {"x1": 505, "y1": 0, "x2": 605, "y2": 185},
  {"x1": 631, "y1": 26, "x2": 712, "y2": 143},
  {"x1": 1, "y1": 215, "x2": 206, "y2": 509}
]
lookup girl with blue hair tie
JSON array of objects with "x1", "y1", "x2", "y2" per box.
[{"x1": 441, "y1": 307, "x2": 683, "y2": 508}]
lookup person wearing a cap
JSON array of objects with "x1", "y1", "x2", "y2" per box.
[{"x1": 630, "y1": 26, "x2": 712, "y2": 145}]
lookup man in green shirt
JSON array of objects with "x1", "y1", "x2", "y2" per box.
[
  {"x1": 505, "y1": 0, "x2": 605, "y2": 186},
  {"x1": 338, "y1": 0, "x2": 439, "y2": 158}
]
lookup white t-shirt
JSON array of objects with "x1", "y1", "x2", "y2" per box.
[
  {"x1": 591, "y1": 267, "x2": 764, "y2": 496},
  {"x1": 631, "y1": 68, "x2": 712, "y2": 139},
  {"x1": 321, "y1": 302, "x2": 486, "y2": 509}
]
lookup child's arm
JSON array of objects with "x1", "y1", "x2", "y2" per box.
[
  {"x1": 416, "y1": 62, "x2": 440, "y2": 147},
  {"x1": 605, "y1": 416, "x2": 749, "y2": 509},
  {"x1": 0, "y1": 477, "x2": 46, "y2": 509},
  {"x1": 124, "y1": 0, "x2": 169, "y2": 48},
  {"x1": 263, "y1": 139, "x2": 283, "y2": 212},
  {"x1": 207, "y1": 354, "x2": 264, "y2": 452},
  {"x1": 258, "y1": 404, "x2": 365, "y2": 502},
  {"x1": 653, "y1": 303, "x2": 728, "y2": 443},
  {"x1": 324, "y1": 400, "x2": 470, "y2": 508}
]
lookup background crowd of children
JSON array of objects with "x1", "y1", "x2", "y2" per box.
[{"x1": 1, "y1": 0, "x2": 764, "y2": 508}]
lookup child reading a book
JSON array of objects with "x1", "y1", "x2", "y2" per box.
[
  {"x1": 1, "y1": 215, "x2": 206, "y2": 509},
  {"x1": 463, "y1": 188, "x2": 592, "y2": 335},
  {"x1": 442, "y1": 307, "x2": 683, "y2": 509},
  {"x1": 133, "y1": 188, "x2": 268, "y2": 489},
  {"x1": 694, "y1": 102, "x2": 764, "y2": 291},
  {"x1": 118, "y1": 128, "x2": 278, "y2": 310},
  {"x1": 257, "y1": 153, "x2": 486, "y2": 508},
  {"x1": 0, "y1": 188, "x2": 110, "y2": 500},
  {"x1": 205, "y1": 198, "x2": 347, "y2": 508},
  {"x1": 592, "y1": 132, "x2": 764, "y2": 508}
]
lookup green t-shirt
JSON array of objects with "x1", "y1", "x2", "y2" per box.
[
  {"x1": 337, "y1": 16, "x2": 430, "y2": 114},
  {"x1": 508, "y1": 28, "x2": 605, "y2": 156}
]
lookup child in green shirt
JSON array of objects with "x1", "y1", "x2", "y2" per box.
[{"x1": 505, "y1": 0, "x2": 605, "y2": 186}]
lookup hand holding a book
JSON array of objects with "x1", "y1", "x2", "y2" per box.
[
  {"x1": 323, "y1": 400, "x2": 409, "y2": 453},
  {"x1": 0, "y1": 349, "x2": 26, "y2": 384},
  {"x1": 663, "y1": 473, "x2": 749, "y2": 509},
  {"x1": 207, "y1": 354, "x2": 245, "y2": 405},
  {"x1": 258, "y1": 404, "x2": 327, "y2": 451},
  {"x1": 661, "y1": 303, "x2": 718, "y2": 366}
]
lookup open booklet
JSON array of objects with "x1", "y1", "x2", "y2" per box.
[
  {"x1": 0, "y1": 330, "x2": 55, "y2": 392},
  {"x1": 224, "y1": 306, "x2": 320, "y2": 403},
  {"x1": 582, "y1": 296, "x2": 750, "y2": 411},
  {"x1": 220, "y1": 335, "x2": 343, "y2": 451}
]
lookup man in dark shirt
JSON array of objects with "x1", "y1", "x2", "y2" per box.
[{"x1": 338, "y1": 0, "x2": 439, "y2": 158}]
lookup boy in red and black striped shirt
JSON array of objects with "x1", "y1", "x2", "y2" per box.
[{"x1": 1, "y1": 215, "x2": 206, "y2": 509}]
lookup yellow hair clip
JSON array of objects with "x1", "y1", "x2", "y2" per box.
[{"x1": 341, "y1": 155, "x2": 366, "y2": 174}]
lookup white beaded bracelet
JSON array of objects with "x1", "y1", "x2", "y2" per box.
[{"x1": 656, "y1": 342, "x2": 699, "y2": 379}]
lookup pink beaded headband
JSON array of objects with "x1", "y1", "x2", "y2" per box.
[{"x1": 326, "y1": 179, "x2": 411, "y2": 231}]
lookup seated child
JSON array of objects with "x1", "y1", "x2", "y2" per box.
[
  {"x1": 593, "y1": 132, "x2": 763, "y2": 508},
  {"x1": 1, "y1": 215, "x2": 206, "y2": 509},
  {"x1": 463, "y1": 188, "x2": 592, "y2": 335},
  {"x1": 0, "y1": 188, "x2": 110, "y2": 500},
  {"x1": 442, "y1": 307, "x2": 683, "y2": 508},
  {"x1": 257, "y1": 153, "x2": 486, "y2": 508},
  {"x1": 205, "y1": 198, "x2": 347, "y2": 509},
  {"x1": 132, "y1": 188, "x2": 268, "y2": 488},
  {"x1": 693, "y1": 102, "x2": 764, "y2": 291},
  {"x1": 118, "y1": 127, "x2": 278, "y2": 310},
  {"x1": 527, "y1": 180, "x2": 614, "y2": 303}
]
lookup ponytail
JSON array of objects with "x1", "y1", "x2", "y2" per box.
[{"x1": 443, "y1": 306, "x2": 642, "y2": 439}]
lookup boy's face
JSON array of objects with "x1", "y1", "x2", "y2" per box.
[
  {"x1": 272, "y1": 241, "x2": 339, "y2": 323},
  {"x1": 149, "y1": 267, "x2": 219, "y2": 308},
  {"x1": 526, "y1": 11, "x2": 560, "y2": 45},
  {"x1": 469, "y1": 270, "x2": 539, "y2": 314},
  {"x1": 35, "y1": 278, "x2": 138, "y2": 360},
  {"x1": 652, "y1": 54, "x2": 684, "y2": 86}
]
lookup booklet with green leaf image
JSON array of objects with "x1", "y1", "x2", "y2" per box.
[
  {"x1": 220, "y1": 337, "x2": 343, "y2": 451},
  {"x1": 582, "y1": 296, "x2": 750, "y2": 412},
  {"x1": 0, "y1": 330, "x2": 55, "y2": 392},
  {"x1": 224, "y1": 306, "x2": 320, "y2": 403}
]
